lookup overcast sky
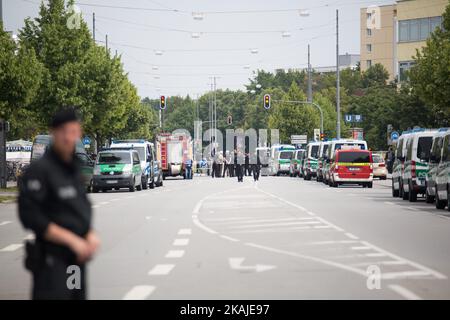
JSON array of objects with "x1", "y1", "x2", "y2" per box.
[{"x1": 4, "y1": 0, "x2": 394, "y2": 98}]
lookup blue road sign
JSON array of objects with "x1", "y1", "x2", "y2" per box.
[
  {"x1": 83, "y1": 137, "x2": 91, "y2": 145},
  {"x1": 390, "y1": 131, "x2": 399, "y2": 141}
]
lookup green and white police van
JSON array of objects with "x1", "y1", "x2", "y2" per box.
[
  {"x1": 426, "y1": 129, "x2": 448, "y2": 203},
  {"x1": 317, "y1": 141, "x2": 330, "y2": 183},
  {"x1": 92, "y1": 149, "x2": 143, "y2": 193},
  {"x1": 435, "y1": 130, "x2": 450, "y2": 210},
  {"x1": 400, "y1": 129, "x2": 436, "y2": 202},
  {"x1": 392, "y1": 131, "x2": 412, "y2": 198},
  {"x1": 303, "y1": 142, "x2": 320, "y2": 180},
  {"x1": 322, "y1": 139, "x2": 368, "y2": 184},
  {"x1": 269, "y1": 145, "x2": 295, "y2": 176}
]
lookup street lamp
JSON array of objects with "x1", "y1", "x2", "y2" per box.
[{"x1": 192, "y1": 12, "x2": 205, "y2": 21}]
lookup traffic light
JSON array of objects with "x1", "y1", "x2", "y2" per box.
[
  {"x1": 263, "y1": 94, "x2": 271, "y2": 110},
  {"x1": 227, "y1": 115, "x2": 232, "y2": 125},
  {"x1": 160, "y1": 95, "x2": 166, "y2": 110},
  {"x1": 320, "y1": 133, "x2": 326, "y2": 141}
]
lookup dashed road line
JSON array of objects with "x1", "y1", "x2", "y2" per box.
[
  {"x1": 345, "y1": 233, "x2": 359, "y2": 240},
  {"x1": 123, "y1": 285, "x2": 156, "y2": 300},
  {"x1": 173, "y1": 238, "x2": 189, "y2": 246},
  {"x1": 0, "y1": 221, "x2": 12, "y2": 227},
  {"x1": 148, "y1": 264, "x2": 175, "y2": 276},
  {"x1": 219, "y1": 235, "x2": 239, "y2": 242},
  {"x1": 165, "y1": 250, "x2": 185, "y2": 258},
  {"x1": 178, "y1": 228, "x2": 192, "y2": 235}
]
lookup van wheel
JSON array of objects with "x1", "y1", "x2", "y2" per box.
[
  {"x1": 92, "y1": 187, "x2": 99, "y2": 193},
  {"x1": 401, "y1": 181, "x2": 409, "y2": 200},
  {"x1": 136, "y1": 181, "x2": 142, "y2": 191},
  {"x1": 129, "y1": 179, "x2": 136, "y2": 192},
  {"x1": 408, "y1": 182, "x2": 417, "y2": 202},
  {"x1": 392, "y1": 179, "x2": 399, "y2": 197},
  {"x1": 149, "y1": 179, "x2": 155, "y2": 189},
  {"x1": 425, "y1": 189, "x2": 434, "y2": 203},
  {"x1": 142, "y1": 176, "x2": 148, "y2": 190},
  {"x1": 436, "y1": 187, "x2": 445, "y2": 209}
]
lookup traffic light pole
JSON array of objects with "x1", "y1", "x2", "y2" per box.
[
  {"x1": 0, "y1": 119, "x2": 8, "y2": 189},
  {"x1": 271, "y1": 100, "x2": 324, "y2": 134}
]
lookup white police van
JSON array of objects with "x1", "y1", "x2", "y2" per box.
[{"x1": 110, "y1": 139, "x2": 163, "y2": 189}]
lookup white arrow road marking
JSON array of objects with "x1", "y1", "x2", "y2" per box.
[
  {"x1": 228, "y1": 257, "x2": 276, "y2": 273},
  {"x1": 123, "y1": 285, "x2": 156, "y2": 300}
]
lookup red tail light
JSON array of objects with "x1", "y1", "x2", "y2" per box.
[{"x1": 378, "y1": 163, "x2": 385, "y2": 167}]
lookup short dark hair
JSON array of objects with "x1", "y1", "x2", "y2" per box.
[{"x1": 50, "y1": 107, "x2": 80, "y2": 129}]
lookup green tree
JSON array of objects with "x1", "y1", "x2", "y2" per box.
[
  {"x1": 361, "y1": 63, "x2": 390, "y2": 88},
  {"x1": 409, "y1": 1, "x2": 450, "y2": 126}
]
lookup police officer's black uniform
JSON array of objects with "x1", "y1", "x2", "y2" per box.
[{"x1": 18, "y1": 147, "x2": 92, "y2": 300}]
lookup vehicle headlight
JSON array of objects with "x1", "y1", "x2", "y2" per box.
[
  {"x1": 94, "y1": 166, "x2": 100, "y2": 175},
  {"x1": 122, "y1": 164, "x2": 133, "y2": 175}
]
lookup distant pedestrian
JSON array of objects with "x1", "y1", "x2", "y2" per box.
[
  {"x1": 185, "y1": 158, "x2": 193, "y2": 179},
  {"x1": 18, "y1": 108, "x2": 99, "y2": 300}
]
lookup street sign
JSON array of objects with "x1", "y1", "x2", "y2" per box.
[
  {"x1": 291, "y1": 135, "x2": 307, "y2": 144},
  {"x1": 390, "y1": 131, "x2": 399, "y2": 141},
  {"x1": 83, "y1": 136, "x2": 91, "y2": 145},
  {"x1": 345, "y1": 114, "x2": 363, "y2": 123}
]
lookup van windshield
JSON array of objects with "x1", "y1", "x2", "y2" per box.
[
  {"x1": 296, "y1": 152, "x2": 303, "y2": 160},
  {"x1": 98, "y1": 152, "x2": 131, "y2": 164},
  {"x1": 338, "y1": 152, "x2": 370, "y2": 163},
  {"x1": 321, "y1": 145, "x2": 329, "y2": 158},
  {"x1": 134, "y1": 147, "x2": 146, "y2": 161},
  {"x1": 279, "y1": 151, "x2": 293, "y2": 160},
  {"x1": 417, "y1": 137, "x2": 433, "y2": 161},
  {"x1": 310, "y1": 145, "x2": 319, "y2": 158}
]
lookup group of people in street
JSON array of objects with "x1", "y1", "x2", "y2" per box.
[{"x1": 209, "y1": 150, "x2": 261, "y2": 182}]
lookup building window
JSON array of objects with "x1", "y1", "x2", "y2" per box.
[
  {"x1": 366, "y1": 28, "x2": 372, "y2": 36},
  {"x1": 366, "y1": 44, "x2": 372, "y2": 52},
  {"x1": 366, "y1": 60, "x2": 372, "y2": 68},
  {"x1": 399, "y1": 61, "x2": 415, "y2": 82},
  {"x1": 399, "y1": 16, "x2": 443, "y2": 42}
]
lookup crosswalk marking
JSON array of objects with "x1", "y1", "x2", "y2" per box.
[
  {"x1": 148, "y1": 264, "x2": 175, "y2": 276},
  {"x1": 165, "y1": 250, "x2": 185, "y2": 258},
  {"x1": 173, "y1": 238, "x2": 189, "y2": 246},
  {"x1": 123, "y1": 285, "x2": 156, "y2": 300}
]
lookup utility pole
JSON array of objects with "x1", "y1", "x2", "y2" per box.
[
  {"x1": 105, "y1": 34, "x2": 108, "y2": 52},
  {"x1": 336, "y1": 9, "x2": 341, "y2": 139},
  {"x1": 92, "y1": 12, "x2": 96, "y2": 42},
  {"x1": 307, "y1": 44, "x2": 312, "y2": 103},
  {"x1": 0, "y1": 0, "x2": 4, "y2": 30}
]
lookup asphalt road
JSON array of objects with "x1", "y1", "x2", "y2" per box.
[{"x1": 1, "y1": 174, "x2": 450, "y2": 300}]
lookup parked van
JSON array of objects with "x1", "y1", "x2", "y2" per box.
[
  {"x1": 290, "y1": 149, "x2": 305, "y2": 177},
  {"x1": 323, "y1": 139, "x2": 368, "y2": 185},
  {"x1": 426, "y1": 129, "x2": 448, "y2": 203},
  {"x1": 401, "y1": 130, "x2": 436, "y2": 202},
  {"x1": 392, "y1": 132, "x2": 412, "y2": 198},
  {"x1": 328, "y1": 149, "x2": 373, "y2": 188},
  {"x1": 317, "y1": 141, "x2": 330, "y2": 182},
  {"x1": 30, "y1": 135, "x2": 94, "y2": 192},
  {"x1": 111, "y1": 139, "x2": 163, "y2": 189},
  {"x1": 435, "y1": 130, "x2": 450, "y2": 210},
  {"x1": 303, "y1": 142, "x2": 320, "y2": 180},
  {"x1": 269, "y1": 145, "x2": 295, "y2": 176}
]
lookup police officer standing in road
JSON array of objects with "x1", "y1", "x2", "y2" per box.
[{"x1": 18, "y1": 108, "x2": 99, "y2": 300}]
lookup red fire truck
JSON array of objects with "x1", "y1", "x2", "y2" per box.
[{"x1": 156, "y1": 133, "x2": 192, "y2": 179}]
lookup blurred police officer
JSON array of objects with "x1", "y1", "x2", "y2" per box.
[{"x1": 18, "y1": 108, "x2": 99, "y2": 300}]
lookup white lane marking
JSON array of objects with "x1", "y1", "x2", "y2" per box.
[
  {"x1": 307, "y1": 240, "x2": 359, "y2": 245},
  {"x1": 148, "y1": 264, "x2": 175, "y2": 276},
  {"x1": 384, "y1": 201, "x2": 395, "y2": 205},
  {"x1": 173, "y1": 238, "x2": 189, "y2": 246},
  {"x1": 193, "y1": 215, "x2": 218, "y2": 234},
  {"x1": 230, "y1": 226, "x2": 312, "y2": 233},
  {"x1": 0, "y1": 244, "x2": 23, "y2": 252},
  {"x1": 192, "y1": 200, "x2": 204, "y2": 214},
  {"x1": 351, "y1": 246, "x2": 372, "y2": 251},
  {"x1": 351, "y1": 260, "x2": 408, "y2": 267},
  {"x1": 220, "y1": 235, "x2": 239, "y2": 242},
  {"x1": 24, "y1": 234, "x2": 35, "y2": 240},
  {"x1": 359, "y1": 241, "x2": 447, "y2": 279},
  {"x1": 92, "y1": 205, "x2": 100, "y2": 209},
  {"x1": 165, "y1": 250, "x2": 185, "y2": 258},
  {"x1": 382, "y1": 270, "x2": 433, "y2": 280},
  {"x1": 123, "y1": 285, "x2": 156, "y2": 300},
  {"x1": 99, "y1": 201, "x2": 109, "y2": 205},
  {"x1": 0, "y1": 221, "x2": 12, "y2": 226},
  {"x1": 313, "y1": 225, "x2": 332, "y2": 229},
  {"x1": 178, "y1": 228, "x2": 192, "y2": 235},
  {"x1": 204, "y1": 217, "x2": 253, "y2": 222},
  {"x1": 230, "y1": 221, "x2": 321, "y2": 229},
  {"x1": 213, "y1": 217, "x2": 316, "y2": 225},
  {"x1": 110, "y1": 198, "x2": 120, "y2": 202},
  {"x1": 145, "y1": 216, "x2": 152, "y2": 220},
  {"x1": 365, "y1": 253, "x2": 387, "y2": 257},
  {"x1": 345, "y1": 233, "x2": 359, "y2": 240},
  {"x1": 388, "y1": 284, "x2": 422, "y2": 300},
  {"x1": 229, "y1": 257, "x2": 276, "y2": 273}
]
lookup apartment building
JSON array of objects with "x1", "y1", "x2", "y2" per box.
[{"x1": 360, "y1": 0, "x2": 447, "y2": 82}]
